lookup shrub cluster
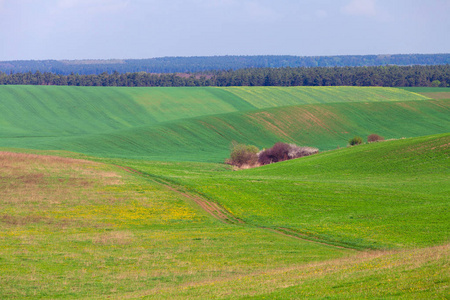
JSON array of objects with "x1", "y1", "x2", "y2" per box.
[
  {"x1": 226, "y1": 142, "x2": 319, "y2": 168},
  {"x1": 367, "y1": 134, "x2": 385, "y2": 143},
  {"x1": 225, "y1": 143, "x2": 259, "y2": 167},
  {"x1": 258, "y1": 143, "x2": 318, "y2": 166},
  {"x1": 349, "y1": 136, "x2": 363, "y2": 146}
]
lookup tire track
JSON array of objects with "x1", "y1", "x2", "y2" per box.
[
  {"x1": 115, "y1": 165, "x2": 243, "y2": 224},
  {"x1": 116, "y1": 165, "x2": 357, "y2": 250}
]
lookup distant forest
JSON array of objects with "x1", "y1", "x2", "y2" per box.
[
  {"x1": 0, "y1": 65, "x2": 449, "y2": 87},
  {"x1": 1, "y1": 54, "x2": 450, "y2": 75}
]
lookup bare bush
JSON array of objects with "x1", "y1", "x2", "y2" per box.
[
  {"x1": 287, "y1": 144, "x2": 319, "y2": 159},
  {"x1": 367, "y1": 134, "x2": 385, "y2": 143},
  {"x1": 258, "y1": 142, "x2": 289, "y2": 165},
  {"x1": 258, "y1": 143, "x2": 318, "y2": 165}
]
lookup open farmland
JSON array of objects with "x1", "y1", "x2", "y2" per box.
[
  {"x1": 1, "y1": 134, "x2": 448, "y2": 298},
  {"x1": 0, "y1": 86, "x2": 449, "y2": 298},
  {"x1": 400, "y1": 86, "x2": 450, "y2": 101},
  {"x1": 1, "y1": 152, "x2": 355, "y2": 299},
  {"x1": 124, "y1": 134, "x2": 449, "y2": 250},
  {"x1": 0, "y1": 85, "x2": 448, "y2": 161}
]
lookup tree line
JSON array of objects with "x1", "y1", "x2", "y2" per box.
[
  {"x1": 1, "y1": 54, "x2": 449, "y2": 75},
  {"x1": 0, "y1": 65, "x2": 449, "y2": 87}
]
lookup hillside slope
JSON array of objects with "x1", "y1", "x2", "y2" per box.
[
  {"x1": 1, "y1": 85, "x2": 445, "y2": 161},
  {"x1": 0, "y1": 151, "x2": 351, "y2": 299},
  {"x1": 127, "y1": 133, "x2": 450, "y2": 249},
  {"x1": 2, "y1": 139, "x2": 448, "y2": 298},
  {"x1": 0, "y1": 86, "x2": 428, "y2": 137},
  {"x1": 3, "y1": 99, "x2": 448, "y2": 162}
]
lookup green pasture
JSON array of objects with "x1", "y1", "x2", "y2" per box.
[
  {"x1": 224, "y1": 86, "x2": 428, "y2": 108},
  {"x1": 1, "y1": 99, "x2": 448, "y2": 162},
  {"x1": 0, "y1": 151, "x2": 351, "y2": 299},
  {"x1": 0, "y1": 86, "x2": 254, "y2": 137},
  {"x1": 1, "y1": 134, "x2": 448, "y2": 298},
  {"x1": 399, "y1": 87, "x2": 450, "y2": 93},
  {"x1": 0, "y1": 85, "x2": 448, "y2": 161},
  {"x1": 1, "y1": 85, "x2": 449, "y2": 298},
  {"x1": 0, "y1": 85, "x2": 428, "y2": 133},
  {"x1": 0, "y1": 85, "x2": 427, "y2": 138},
  {"x1": 400, "y1": 87, "x2": 450, "y2": 100},
  {"x1": 122, "y1": 133, "x2": 450, "y2": 250}
]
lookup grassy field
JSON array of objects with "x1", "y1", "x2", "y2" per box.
[
  {"x1": 0, "y1": 86, "x2": 449, "y2": 298},
  {"x1": 0, "y1": 151, "x2": 351, "y2": 299},
  {"x1": 0, "y1": 152, "x2": 356, "y2": 299},
  {"x1": 400, "y1": 87, "x2": 450, "y2": 100},
  {"x1": 2, "y1": 99, "x2": 447, "y2": 162},
  {"x1": 223, "y1": 86, "x2": 428, "y2": 108},
  {"x1": 119, "y1": 133, "x2": 450, "y2": 250},
  {"x1": 0, "y1": 86, "x2": 448, "y2": 161},
  {"x1": 0, "y1": 86, "x2": 254, "y2": 137},
  {"x1": 0, "y1": 85, "x2": 427, "y2": 137},
  {"x1": 400, "y1": 87, "x2": 450, "y2": 93},
  {"x1": 1, "y1": 134, "x2": 449, "y2": 298}
]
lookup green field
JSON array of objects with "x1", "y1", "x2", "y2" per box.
[
  {"x1": 399, "y1": 87, "x2": 450, "y2": 93},
  {"x1": 0, "y1": 85, "x2": 447, "y2": 161},
  {"x1": 0, "y1": 86, "x2": 449, "y2": 298},
  {"x1": 123, "y1": 134, "x2": 449, "y2": 250}
]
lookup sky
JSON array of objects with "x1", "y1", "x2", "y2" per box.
[{"x1": 0, "y1": 0, "x2": 449, "y2": 60}]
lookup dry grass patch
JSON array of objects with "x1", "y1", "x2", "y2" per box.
[
  {"x1": 0, "y1": 151, "x2": 124, "y2": 229},
  {"x1": 1, "y1": 151, "x2": 203, "y2": 233},
  {"x1": 0, "y1": 151, "x2": 121, "y2": 183},
  {"x1": 130, "y1": 244, "x2": 449, "y2": 299},
  {"x1": 93, "y1": 231, "x2": 135, "y2": 245}
]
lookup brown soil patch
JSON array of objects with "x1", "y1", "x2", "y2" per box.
[
  {"x1": 248, "y1": 106, "x2": 337, "y2": 138},
  {"x1": 247, "y1": 111, "x2": 291, "y2": 138},
  {"x1": 419, "y1": 92, "x2": 450, "y2": 99},
  {"x1": 431, "y1": 142, "x2": 450, "y2": 150},
  {"x1": 0, "y1": 214, "x2": 51, "y2": 225}
]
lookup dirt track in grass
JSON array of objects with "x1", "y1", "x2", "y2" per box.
[{"x1": 116, "y1": 165, "x2": 358, "y2": 251}]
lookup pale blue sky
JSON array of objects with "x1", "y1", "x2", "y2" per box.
[{"x1": 0, "y1": 0, "x2": 449, "y2": 60}]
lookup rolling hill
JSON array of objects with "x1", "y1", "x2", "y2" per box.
[
  {"x1": 0, "y1": 85, "x2": 449, "y2": 298},
  {"x1": 2, "y1": 85, "x2": 448, "y2": 162},
  {"x1": 124, "y1": 133, "x2": 450, "y2": 250}
]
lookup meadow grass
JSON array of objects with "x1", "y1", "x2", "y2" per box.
[
  {"x1": 1, "y1": 85, "x2": 449, "y2": 298},
  {"x1": 1, "y1": 134, "x2": 448, "y2": 298},
  {"x1": 0, "y1": 151, "x2": 350, "y2": 299},
  {"x1": 399, "y1": 87, "x2": 450, "y2": 100},
  {"x1": 399, "y1": 87, "x2": 450, "y2": 93},
  {"x1": 2, "y1": 99, "x2": 448, "y2": 162},
  {"x1": 1, "y1": 85, "x2": 424, "y2": 138},
  {"x1": 142, "y1": 244, "x2": 449, "y2": 299},
  {"x1": 224, "y1": 86, "x2": 429, "y2": 108},
  {"x1": 0, "y1": 85, "x2": 436, "y2": 161},
  {"x1": 0, "y1": 86, "x2": 254, "y2": 137},
  {"x1": 123, "y1": 134, "x2": 450, "y2": 250}
]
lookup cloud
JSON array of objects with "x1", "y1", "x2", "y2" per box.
[{"x1": 342, "y1": 0, "x2": 377, "y2": 16}]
